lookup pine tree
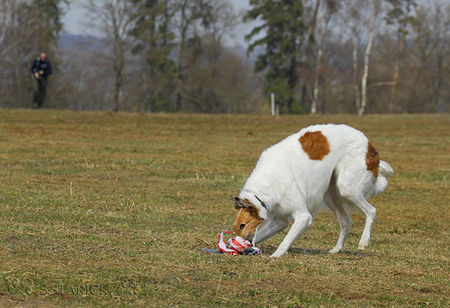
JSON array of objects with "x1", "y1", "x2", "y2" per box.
[
  {"x1": 246, "y1": 0, "x2": 307, "y2": 114},
  {"x1": 32, "y1": 0, "x2": 67, "y2": 50},
  {"x1": 130, "y1": 0, "x2": 177, "y2": 112}
]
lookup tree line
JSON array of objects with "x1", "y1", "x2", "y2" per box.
[{"x1": 0, "y1": 0, "x2": 448, "y2": 114}]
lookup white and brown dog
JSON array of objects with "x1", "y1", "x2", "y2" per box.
[{"x1": 232, "y1": 124, "x2": 393, "y2": 258}]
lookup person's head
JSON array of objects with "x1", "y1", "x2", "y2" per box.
[{"x1": 40, "y1": 53, "x2": 47, "y2": 61}]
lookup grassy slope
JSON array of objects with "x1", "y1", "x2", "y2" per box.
[{"x1": 0, "y1": 110, "x2": 448, "y2": 306}]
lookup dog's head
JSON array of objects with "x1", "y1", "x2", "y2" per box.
[{"x1": 231, "y1": 196, "x2": 264, "y2": 240}]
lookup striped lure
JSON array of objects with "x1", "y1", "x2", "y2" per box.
[{"x1": 217, "y1": 231, "x2": 260, "y2": 255}]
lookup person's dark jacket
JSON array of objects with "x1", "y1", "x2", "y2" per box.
[{"x1": 30, "y1": 57, "x2": 52, "y2": 79}]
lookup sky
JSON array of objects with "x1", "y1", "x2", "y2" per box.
[{"x1": 62, "y1": 0, "x2": 256, "y2": 47}]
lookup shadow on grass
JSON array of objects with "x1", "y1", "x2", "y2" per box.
[{"x1": 262, "y1": 245, "x2": 376, "y2": 257}]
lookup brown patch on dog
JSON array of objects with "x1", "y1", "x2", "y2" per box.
[
  {"x1": 366, "y1": 142, "x2": 380, "y2": 177},
  {"x1": 233, "y1": 199, "x2": 263, "y2": 240},
  {"x1": 299, "y1": 131, "x2": 330, "y2": 160}
]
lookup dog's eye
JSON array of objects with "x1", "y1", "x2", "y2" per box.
[{"x1": 239, "y1": 224, "x2": 245, "y2": 230}]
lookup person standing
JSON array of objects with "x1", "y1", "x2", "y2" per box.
[{"x1": 30, "y1": 52, "x2": 52, "y2": 108}]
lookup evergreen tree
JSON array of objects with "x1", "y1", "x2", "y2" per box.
[
  {"x1": 246, "y1": 0, "x2": 307, "y2": 113},
  {"x1": 29, "y1": 0, "x2": 68, "y2": 66},
  {"x1": 130, "y1": 0, "x2": 177, "y2": 112},
  {"x1": 33, "y1": 0, "x2": 67, "y2": 46},
  {"x1": 34, "y1": 0, "x2": 69, "y2": 107}
]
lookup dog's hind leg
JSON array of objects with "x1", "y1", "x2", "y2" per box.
[
  {"x1": 338, "y1": 181, "x2": 377, "y2": 250},
  {"x1": 343, "y1": 195, "x2": 376, "y2": 250},
  {"x1": 324, "y1": 188, "x2": 352, "y2": 254},
  {"x1": 335, "y1": 145, "x2": 379, "y2": 251}
]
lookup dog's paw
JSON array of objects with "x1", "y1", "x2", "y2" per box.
[
  {"x1": 358, "y1": 245, "x2": 367, "y2": 251},
  {"x1": 358, "y1": 240, "x2": 369, "y2": 250},
  {"x1": 328, "y1": 247, "x2": 342, "y2": 254},
  {"x1": 358, "y1": 236, "x2": 370, "y2": 250},
  {"x1": 270, "y1": 250, "x2": 287, "y2": 258}
]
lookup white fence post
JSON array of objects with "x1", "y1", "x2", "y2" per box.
[{"x1": 271, "y1": 93, "x2": 275, "y2": 116}]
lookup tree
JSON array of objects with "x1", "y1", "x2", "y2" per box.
[
  {"x1": 171, "y1": 0, "x2": 227, "y2": 111},
  {"x1": 0, "y1": 0, "x2": 16, "y2": 57},
  {"x1": 181, "y1": 35, "x2": 263, "y2": 113},
  {"x1": 0, "y1": 0, "x2": 67, "y2": 108},
  {"x1": 177, "y1": 0, "x2": 238, "y2": 112},
  {"x1": 130, "y1": 0, "x2": 177, "y2": 112},
  {"x1": 310, "y1": 0, "x2": 338, "y2": 114},
  {"x1": 384, "y1": 0, "x2": 416, "y2": 112},
  {"x1": 343, "y1": 0, "x2": 381, "y2": 115},
  {"x1": 246, "y1": 0, "x2": 307, "y2": 114},
  {"x1": 84, "y1": 0, "x2": 138, "y2": 112},
  {"x1": 33, "y1": 0, "x2": 67, "y2": 49},
  {"x1": 408, "y1": 1, "x2": 449, "y2": 112},
  {"x1": 359, "y1": 0, "x2": 378, "y2": 115},
  {"x1": 128, "y1": 0, "x2": 236, "y2": 112}
]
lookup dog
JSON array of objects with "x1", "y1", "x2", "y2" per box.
[{"x1": 232, "y1": 124, "x2": 393, "y2": 258}]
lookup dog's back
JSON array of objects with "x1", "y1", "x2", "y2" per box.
[{"x1": 243, "y1": 124, "x2": 383, "y2": 214}]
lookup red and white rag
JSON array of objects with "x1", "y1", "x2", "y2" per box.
[{"x1": 217, "y1": 230, "x2": 257, "y2": 255}]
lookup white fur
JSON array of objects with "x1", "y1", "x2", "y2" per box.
[{"x1": 238, "y1": 124, "x2": 393, "y2": 258}]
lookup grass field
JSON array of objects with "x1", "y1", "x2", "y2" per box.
[{"x1": 0, "y1": 110, "x2": 448, "y2": 306}]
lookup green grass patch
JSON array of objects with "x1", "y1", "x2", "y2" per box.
[{"x1": 0, "y1": 110, "x2": 448, "y2": 306}]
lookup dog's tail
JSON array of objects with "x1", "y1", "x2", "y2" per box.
[{"x1": 374, "y1": 160, "x2": 394, "y2": 195}]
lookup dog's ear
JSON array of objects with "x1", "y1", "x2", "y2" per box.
[
  {"x1": 231, "y1": 196, "x2": 248, "y2": 209},
  {"x1": 244, "y1": 203, "x2": 261, "y2": 218},
  {"x1": 231, "y1": 197, "x2": 262, "y2": 219}
]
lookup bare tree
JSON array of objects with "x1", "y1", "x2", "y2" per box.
[
  {"x1": 350, "y1": 19, "x2": 361, "y2": 113},
  {"x1": 311, "y1": 1, "x2": 338, "y2": 114},
  {"x1": 172, "y1": 0, "x2": 197, "y2": 111},
  {"x1": 0, "y1": 0, "x2": 15, "y2": 54},
  {"x1": 409, "y1": 1, "x2": 449, "y2": 112},
  {"x1": 0, "y1": 0, "x2": 62, "y2": 107},
  {"x1": 343, "y1": 0, "x2": 381, "y2": 115},
  {"x1": 339, "y1": 0, "x2": 364, "y2": 113},
  {"x1": 0, "y1": 0, "x2": 27, "y2": 58},
  {"x1": 171, "y1": 0, "x2": 235, "y2": 112},
  {"x1": 84, "y1": 0, "x2": 138, "y2": 112},
  {"x1": 302, "y1": 0, "x2": 320, "y2": 111},
  {"x1": 385, "y1": 0, "x2": 416, "y2": 111},
  {"x1": 359, "y1": 0, "x2": 377, "y2": 115}
]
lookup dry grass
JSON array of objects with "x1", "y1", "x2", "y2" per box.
[{"x1": 0, "y1": 110, "x2": 448, "y2": 306}]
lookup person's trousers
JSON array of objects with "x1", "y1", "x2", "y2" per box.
[{"x1": 33, "y1": 78, "x2": 48, "y2": 108}]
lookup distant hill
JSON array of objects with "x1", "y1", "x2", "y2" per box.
[
  {"x1": 58, "y1": 33, "x2": 258, "y2": 64},
  {"x1": 58, "y1": 33, "x2": 102, "y2": 50}
]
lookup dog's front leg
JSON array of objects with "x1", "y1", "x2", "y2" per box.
[
  {"x1": 253, "y1": 219, "x2": 288, "y2": 245},
  {"x1": 270, "y1": 213, "x2": 312, "y2": 258}
]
